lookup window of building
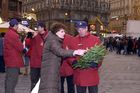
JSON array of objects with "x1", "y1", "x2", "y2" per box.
[
  {"x1": 9, "y1": 0, "x2": 18, "y2": 11},
  {"x1": 0, "y1": 0, "x2": 2, "y2": 9},
  {"x1": 75, "y1": 0, "x2": 80, "y2": 7},
  {"x1": 45, "y1": 0, "x2": 49, "y2": 6},
  {"x1": 19, "y1": 1, "x2": 22, "y2": 12},
  {"x1": 82, "y1": 0, "x2": 88, "y2": 10},
  {"x1": 41, "y1": 2, "x2": 44, "y2": 8},
  {"x1": 38, "y1": 3, "x2": 41, "y2": 9}
]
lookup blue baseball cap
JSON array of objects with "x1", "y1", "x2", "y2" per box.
[
  {"x1": 75, "y1": 21, "x2": 87, "y2": 28},
  {"x1": 9, "y1": 19, "x2": 19, "y2": 26}
]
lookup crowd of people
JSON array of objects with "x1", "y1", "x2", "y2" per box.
[
  {"x1": 1, "y1": 18, "x2": 140, "y2": 93},
  {"x1": 0, "y1": 19, "x2": 103, "y2": 93},
  {"x1": 104, "y1": 36, "x2": 140, "y2": 56}
]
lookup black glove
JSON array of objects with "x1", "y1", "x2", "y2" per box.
[
  {"x1": 23, "y1": 48, "x2": 28, "y2": 54},
  {"x1": 89, "y1": 62, "x2": 98, "y2": 68},
  {"x1": 72, "y1": 60, "x2": 77, "y2": 66}
]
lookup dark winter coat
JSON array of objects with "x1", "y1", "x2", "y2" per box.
[{"x1": 39, "y1": 31, "x2": 74, "y2": 93}]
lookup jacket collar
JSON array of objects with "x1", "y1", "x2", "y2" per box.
[
  {"x1": 48, "y1": 31, "x2": 63, "y2": 43},
  {"x1": 78, "y1": 32, "x2": 90, "y2": 39},
  {"x1": 9, "y1": 27, "x2": 18, "y2": 33}
]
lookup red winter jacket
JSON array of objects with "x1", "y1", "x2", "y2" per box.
[
  {"x1": 25, "y1": 38, "x2": 32, "y2": 57},
  {"x1": 70, "y1": 33, "x2": 101, "y2": 86},
  {"x1": 60, "y1": 34, "x2": 74, "y2": 76},
  {"x1": 4, "y1": 27, "x2": 24, "y2": 68},
  {"x1": 30, "y1": 31, "x2": 48, "y2": 68}
]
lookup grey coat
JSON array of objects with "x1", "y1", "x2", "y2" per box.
[{"x1": 39, "y1": 31, "x2": 74, "y2": 93}]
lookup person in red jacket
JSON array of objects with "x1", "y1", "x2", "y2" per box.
[
  {"x1": 4, "y1": 19, "x2": 24, "y2": 93},
  {"x1": 70, "y1": 21, "x2": 101, "y2": 93},
  {"x1": 23, "y1": 32, "x2": 33, "y2": 75},
  {"x1": 30, "y1": 21, "x2": 48, "y2": 91},
  {"x1": 60, "y1": 34, "x2": 75, "y2": 93}
]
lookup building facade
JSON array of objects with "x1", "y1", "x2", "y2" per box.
[
  {"x1": 0, "y1": 0, "x2": 22, "y2": 21},
  {"x1": 22, "y1": 0, "x2": 110, "y2": 34},
  {"x1": 109, "y1": 0, "x2": 140, "y2": 34}
]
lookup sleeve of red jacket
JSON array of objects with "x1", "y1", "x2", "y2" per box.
[{"x1": 9, "y1": 34, "x2": 24, "y2": 52}]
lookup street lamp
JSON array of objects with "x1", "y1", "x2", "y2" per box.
[
  {"x1": 64, "y1": 12, "x2": 68, "y2": 23},
  {"x1": 65, "y1": 12, "x2": 68, "y2": 16},
  {"x1": 31, "y1": 8, "x2": 35, "y2": 12}
]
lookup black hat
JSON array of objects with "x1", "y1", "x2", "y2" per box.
[{"x1": 37, "y1": 21, "x2": 46, "y2": 28}]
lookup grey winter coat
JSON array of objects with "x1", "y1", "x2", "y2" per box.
[{"x1": 38, "y1": 31, "x2": 74, "y2": 93}]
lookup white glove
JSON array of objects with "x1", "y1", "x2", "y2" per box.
[{"x1": 73, "y1": 49, "x2": 87, "y2": 56}]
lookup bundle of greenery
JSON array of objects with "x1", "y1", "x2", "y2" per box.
[{"x1": 73, "y1": 44, "x2": 106, "y2": 69}]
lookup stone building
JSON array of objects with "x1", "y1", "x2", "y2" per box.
[
  {"x1": 22, "y1": 0, "x2": 110, "y2": 34},
  {"x1": 0, "y1": 0, "x2": 22, "y2": 21},
  {"x1": 110, "y1": 0, "x2": 140, "y2": 34}
]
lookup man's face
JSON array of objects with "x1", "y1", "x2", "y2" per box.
[
  {"x1": 77, "y1": 27, "x2": 88, "y2": 37},
  {"x1": 14, "y1": 24, "x2": 19, "y2": 30},
  {"x1": 37, "y1": 26, "x2": 45, "y2": 34}
]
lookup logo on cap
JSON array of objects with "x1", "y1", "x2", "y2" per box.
[{"x1": 75, "y1": 21, "x2": 87, "y2": 28}]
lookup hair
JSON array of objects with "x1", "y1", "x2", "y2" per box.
[
  {"x1": 138, "y1": 37, "x2": 140, "y2": 42},
  {"x1": 27, "y1": 32, "x2": 33, "y2": 39},
  {"x1": 9, "y1": 24, "x2": 14, "y2": 27},
  {"x1": 1, "y1": 32, "x2": 5, "y2": 37},
  {"x1": 50, "y1": 22, "x2": 67, "y2": 34},
  {"x1": 37, "y1": 21, "x2": 47, "y2": 31}
]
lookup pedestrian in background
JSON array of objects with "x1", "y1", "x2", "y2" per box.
[
  {"x1": 0, "y1": 32, "x2": 5, "y2": 73},
  {"x1": 137, "y1": 37, "x2": 140, "y2": 57},
  {"x1": 4, "y1": 19, "x2": 24, "y2": 93},
  {"x1": 23, "y1": 32, "x2": 33, "y2": 75}
]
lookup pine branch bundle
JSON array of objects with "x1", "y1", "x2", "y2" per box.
[{"x1": 73, "y1": 44, "x2": 106, "y2": 69}]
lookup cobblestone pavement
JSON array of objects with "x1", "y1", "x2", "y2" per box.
[
  {"x1": 0, "y1": 73, "x2": 30, "y2": 93},
  {"x1": 0, "y1": 52, "x2": 140, "y2": 93},
  {"x1": 99, "y1": 52, "x2": 140, "y2": 93}
]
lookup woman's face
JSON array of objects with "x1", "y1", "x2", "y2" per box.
[{"x1": 56, "y1": 28, "x2": 66, "y2": 39}]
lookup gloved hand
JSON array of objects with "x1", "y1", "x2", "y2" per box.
[
  {"x1": 89, "y1": 62, "x2": 98, "y2": 68},
  {"x1": 73, "y1": 49, "x2": 87, "y2": 56},
  {"x1": 23, "y1": 47, "x2": 29, "y2": 54},
  {"x1": 72, "y1": 60, "x2": 77, "y2": 66}
]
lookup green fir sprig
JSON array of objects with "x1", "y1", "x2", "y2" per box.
[{"x1": 73, "y1": 44, "x2": 106, "y2": 69}]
